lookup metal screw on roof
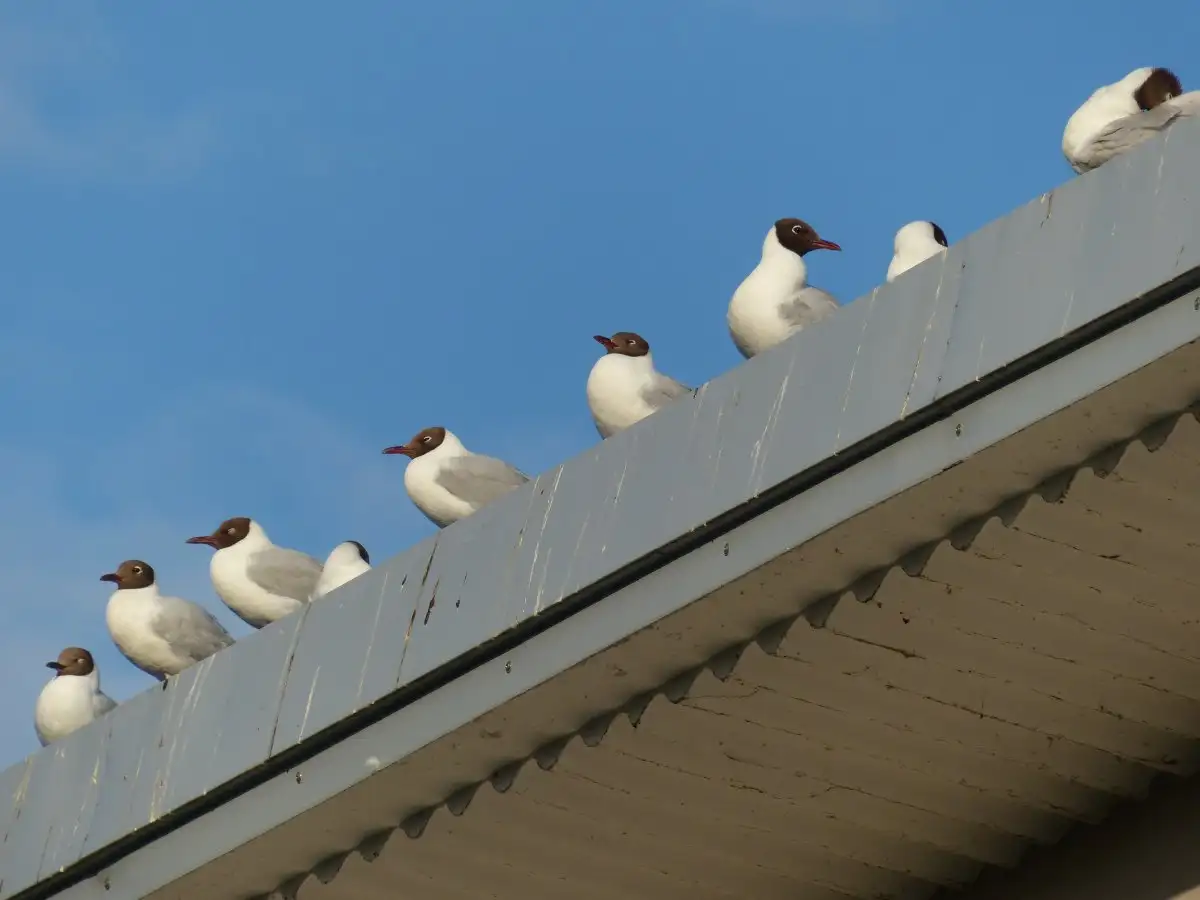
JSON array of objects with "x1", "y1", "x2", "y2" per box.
[
  {"x1": 504, "y1": 660, "x2": 512, "y2": 674},
  {"x1": 954, "y1": 423, "x2": 963, "y2": 437},
  {"x1": 295, "y1": 771, "x2": 304, "y2": 784}
]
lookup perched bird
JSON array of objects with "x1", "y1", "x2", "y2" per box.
[
  {"x1": 1063, "y1": 67, "x2": 1200, "y2": 173},
  {"x1": 383, "y1": 427, "x2": 530, "y2": 527},
  {"x1": 728, "y1": 217, "x2": 842, "y2": 359},
  {"x1": 311, "y1": 541, "x2": 372, "y2": 601},
  {"x1": 187, "y1": 517, "x2": 322, "y2": 628},
  {"x1": 887, "y1": 221, "x2": 950, "y2": 283},
  {"x1": 101, "y1": 560, "x2": 235, "y2": 680},
  {"x1": 587, "y1": 331, "x2": 693, "y2": 438},
  {"x1": 35, "y1": 647, "x2": 117, "y2": 746}
]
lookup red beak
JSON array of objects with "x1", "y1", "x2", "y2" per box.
[
  {"x1": 382, "y1": 445, "x2": 413, "y2": 457},
  {"x1": 186, "y1": 535, "x2": 219, "y2": 547},
  {"x1": 99, "y1": 573, "x2": 120, "y2": 583},
  {"x1": 810, "y1": 238, "x2": 842, "y2": 252},
  {"x1": 594, "y1": 335, "x2": 616, "y2": 351}
]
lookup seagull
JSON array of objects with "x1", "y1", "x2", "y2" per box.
[
  {"x1": 101, "y1": 560, "x2": 235, "y2": 680},
  {"x1": 35, "y1": 647, "x2": 117, "y2": 746},
  {"x1": 311, "y1": 541, "x2": 372, "y2": 601},
  {"x1": 887, "y1": 221, "x2": 950, "y2": 283},
  {"x1": 383, "y1": 427, "x2": 530, "y2": 527},
  {"x1": 1063, "y1": 67, "x2": 1200, "y2": 173},
  {"x1": 187, "y1": 517, "x2": 322, "y2": 628},
  {"x1": 587, "y1": 331, "x2": 693, "y2": 438},
  {"x1": 728, "y1": 217, "x2": 842, "y2": 359}
]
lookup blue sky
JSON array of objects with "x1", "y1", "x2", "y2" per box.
[{"x1": 1, "y1": 0, "x2": 1195, "y2": 766}]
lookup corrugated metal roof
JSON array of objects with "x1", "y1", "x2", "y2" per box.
[
  {"x1": 6, "y1": 122, "x2": 1200, "y2": 900},
  {"x1": 236, "y1": 395, "x2": 1200, "y2": 900}
]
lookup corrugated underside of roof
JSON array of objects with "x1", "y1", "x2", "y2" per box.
[{"x1": 256, "y1": 404, "x2": 1200, "y2": 900}]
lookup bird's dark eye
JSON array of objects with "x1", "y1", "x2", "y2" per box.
[
  {"x1": 226, "y1": 527, "x2": 236, "y2": 535},
  {"x1": 422, "y1": 436, "x2": 432, "y2": 443},
  {"x1": 132, "y1": 566, "x2": 142, "y2": 574},
  {"x1": 791, "y1": 225, "x2": 805, "y2": 236}
]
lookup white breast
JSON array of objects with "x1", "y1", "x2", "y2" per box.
[
  {"x1": 587, "y1": 355, "x2": 657, "y2": 436},
  {"x1": 210, "y1": 547, "x2": 303, "y2": 627},
  {"x1": 106, "y1": 588, "x2": 187, "y2": 677},
  {"x1": 35, "y1": 677, "x2": 100, "y2": 744},
  {"x1": 405, "y1": 455, "x2": 477, "y2": 526}
]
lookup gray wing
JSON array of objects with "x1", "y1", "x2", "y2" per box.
[
  {"x1": 781, "y1": 286, "x2": 839, "y2": 330},
  {"x1": 154, "y1": 596, "x2": 235, "y2": 664},
  {"x1": 436, "y1": 454, "x2": 530, "y2": 508},
  {"x1": 247, "y1": 546, "x2": 323, "y2": 601},
  {"x1": 1076, "y1": 91, "x2": 1200, "y2": 173},
  {"x1": 641, "y1": 372, "x2": 693, "y2": 410},
  {"x1": 1080, "y1": 103, "x2": 1182, "y2": 171}
]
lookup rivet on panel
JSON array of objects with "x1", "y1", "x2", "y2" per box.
[
  {"x1": 954, "y1": 422, "x2": 963, "y2": 437},
  {"x1": 446, "y1": 784, "x2": 479, "y2": 816},
  {"x1": 504, "y1": 660, "x2": 512, "y2": 674},
  {"x1": 294, "y1": 771, "x2": 303, "y2": 784},
  {"x1": 402, "y1": 807, "x2": 435, "y2": 839}
]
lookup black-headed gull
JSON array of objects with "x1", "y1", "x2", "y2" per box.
[
  {"x1": 186, "y1": 517, "x2": 322, "y2": 628},
  {"x1": 101, "y1": 560, "x2": 235, "y2": 680},
  {"x1": 35, "y1": 647, "x2": 117, "y2": 745},
  {"x1": 383, "y1": 427, "x2": 529, "y2": 527},
  {"x1": 311, "y1": 540, "x2": 372, "y2": 600},
  {"x1": 887, "y1": 221, "x2": 949, "y2": 283},
  {"x1": 587, "y1": 331, "x2": 693, "y2": 438},
  {"x1": 728, "y1": 217, "x2": 842, "y2": 359},
  {"x1": 1063, "y1": 67, "x2": 1200, "y2": 173}
]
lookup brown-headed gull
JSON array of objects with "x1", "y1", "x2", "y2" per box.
[
  {"x1": 587, "y1": 331, "x2": 693, "y2": 438},
  {"x1": 383, "y1": 427, "x2": 529, "y2": 527},
  {"x1": 186, "y1": 517, "x2": 322, "y2": 628},
  {"x1": 35, "y1": 647, "x2": 117, "y2": 745},
  {"x1": 101, "y1": 560, "x2": 235, "y2": 680},
  {"x1": 728, "y1": 217, "x2": 842, "y2": 359}
]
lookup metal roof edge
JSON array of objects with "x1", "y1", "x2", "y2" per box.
[
  {"x1": 4, "y1": 121, "x2": 1200, "y2": 900},
  {"x1": 40, "y1": 283, "x2": 1200, "y2": 900}
]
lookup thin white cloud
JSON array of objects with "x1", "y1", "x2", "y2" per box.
[{"x1": 0, "y1": 1, "x2": 221, "y2": 183}]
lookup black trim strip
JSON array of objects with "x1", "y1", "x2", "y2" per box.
[{"x1": 16, "y1": 265, "x2": 1200, "y2": 900}]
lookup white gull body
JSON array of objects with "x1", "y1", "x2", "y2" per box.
[
  {"x1": 1063, "y1": 68, "x2": 1200, "y2": 173},
  {"x1": 311, "y1": 541, "x2": 372, "y2": 600},
  {"x1": 35, "y1": 662, "x2": 116, "y2": 746},
  {"x1": 208, "y1": 521, "x2": 322, "y2": 627},
  {"x1": 404, "y1": 430, "x2": 530, "y2": 527},
  {"x1": 728, "y1": 227, "x2": 839, "y2": 359},
  {"x1": 106, "y1": 583, "x2": 234, "y2": 680},
  {"x1": 887, "y1": 221, "x2": 949, "y2": 283},
  {"x1": 587, "y1": 352, "x2": 692, "y2": 438}
]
